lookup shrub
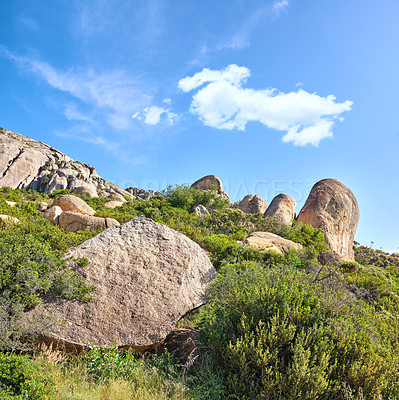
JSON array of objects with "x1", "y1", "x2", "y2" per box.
[
  {"x1": 199, "y1": 263, "x2": 399, "y2": 399},
  {"x1": 163, "y1": 185, "x2": 230, "y2": 212},
  {"x1": 0, "y1": 353, "x2": 53, "y2": 399}
]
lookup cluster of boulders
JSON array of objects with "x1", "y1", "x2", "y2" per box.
[
  {"x1": 191, "y1": 174, "x2": 359, "y2": 263},
  {"x1": 0, "y1": 128, "x2": 132, "y2": 199},
  {"x1": 43, "y1": 195, "x2": 119, "y2": 232}
]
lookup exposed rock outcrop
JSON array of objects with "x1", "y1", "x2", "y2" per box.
[
  {"x1": 26, "y1": 216, "x2": 216, "y2": 349},
  {"x1": 191, "y1": 175, "x2": 230, "y2": 203},
  {"x1": 244, "y1": 231, "x2": 302, "y2": 254},
  {"x1": 234, "y1": 194, "x2": 267, "y2": 214},
  {"x1": 194, "y1": 205, "x2": 210, "y2": 215},
  {"x1": 58, "y1": 212, "x2": 120, "y2": 232},
  {"x1": 53, "y1": 195, "x2": 95, "y2": 216},
  {"x1": 104, "y1": 201, "x2": 124, "y2": 209},
  {"x1": 297, "y1": 179, "x2": 359, "y2": 262},
  {"x1": 0, "y1": 128, "x2": 131, "y2": 198},
  {"x1": 125, "y1": 187, "x2": 161, "y2": 200},
  {"x1": 264, "y1": 194, "x2": 296, "y2": 225},
  {"x1": 44, "y1": 206, "x2": 63, "y2": 225}
]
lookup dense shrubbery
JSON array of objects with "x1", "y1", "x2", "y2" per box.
[
  {"x1": 199, "y1": 262, "x2": 399, "y2": 399},
  {"x1": 1, "y1": 186, "x2": 399, "y2": 398}
]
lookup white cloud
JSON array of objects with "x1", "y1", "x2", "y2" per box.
[
  {"x1": 178, "y1": 64, "x2": 353, "y2": 146},
  {"x1": 272, "y1": 0, "x2": 289, "y2": 17},
  {"x1": 132, "y1": 104, "x2": 178, "y2": 126},
  {"x1": 0, "y1": 47, "x2": 151, "y2": 131}
]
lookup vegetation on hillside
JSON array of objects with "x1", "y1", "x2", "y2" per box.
[{"x1": 0, "y1": 186, "x2": 399, "y2": 399}]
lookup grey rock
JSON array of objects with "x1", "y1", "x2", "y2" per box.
[
  {"x1": 0, "y1": 128, "x2": 132, "y2": 198},
  {"x1": 25, "y1": 216, "x2": 216, "y2": 349}
]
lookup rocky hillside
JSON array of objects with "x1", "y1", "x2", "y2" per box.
[{"x1": 0, "y1": 127, "x2": 131, "y2": 198}]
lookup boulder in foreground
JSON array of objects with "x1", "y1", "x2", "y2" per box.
[{"x1": 26, "y1": 216, "x2": 216, "y2": 349}]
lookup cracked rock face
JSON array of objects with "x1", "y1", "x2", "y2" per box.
[
  {"x1": 25, "y1": 216, "x2": 216, "y2": 349},
  {"x1": 297, "y1": 179, "x2": 359, "y2": 262},
  {"x1": 0, "y1": 128, "x2": 131, "y2": 198}
]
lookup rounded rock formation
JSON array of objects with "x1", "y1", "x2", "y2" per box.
[
  {"x1": 25, "y1": 216, "x2": 216, "y2": 349},
  {"x1": 297, "y1": 179, "x2": 359, "y2": 262},
  {"x1": 244, "y1": 231, "x2": 302, "y2": 254},
  {"x1": 53, "y1": 195, "x2": 95, "y2": 216},
  {"x1": 234, "y1": 194, "x2": 268, "y2": 214},
  {"x1": 58, "y1": 212, "x2": 119, "y2": 232},
  {"x1": 264, "y1": 194, "x2": 296, "y2": 225},
  {"x1": 191, "y1": 175, "x2": 230, "y2": 203}
]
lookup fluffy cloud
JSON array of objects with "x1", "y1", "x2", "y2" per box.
[
  {"x1": 178, "y1": 64, "x2": 353, "y2": 146},
  {"x1": 132, "y1": 105, "x2": 178, "y2": 125}
]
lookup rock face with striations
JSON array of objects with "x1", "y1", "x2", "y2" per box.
[
  {"x1": 234, "y1": 194, "x2": 268, "y2": 214},
  {"x1": 26, "y1": 216, "x2": 216, "y2": 349},
  {"x1": 264, "y1": 193, "x2": 296, "y2": 225},
  {"x1": 297, "y1": 179, "x2": 359, "y2": 262},
  {"x1": 0, "y1": 128, "x2": 131, "y2": 198}
]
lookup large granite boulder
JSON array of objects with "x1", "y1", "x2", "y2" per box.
[
  {"x1": 0, "y1": 127, "x2": 132, "y2": 198},
  {"x1": 234, "y1": 194, "x2": 267, "y2": 214},
  {"x1": 297, "y1": 179, "x2": 359, "y2": 262},
  {"x1": 264, "y1": 194, "x2": 296, "y2": 225},
  {"x1": 0, "y1": 215, "x2": 20, "y2": 224},
  {"x1": 244, "y1": 231, "x2": 302, "y2": 254},
  {"x1": 104, "y1": 201, "x2": 124, "y2": 209},
  {"x1": 59, "y1": 212, "x2": 119, "y2": 232},
  {"x1": 191, "y1": 175, "x2": 230, "y2": 203},
  {"x1": 26, "y1": 216, "x2": 216, "y2": 349},
  {"x1": 53, "y1": 195, "x2": 95, "y2": 216}
]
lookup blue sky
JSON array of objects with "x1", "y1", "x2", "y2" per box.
[{"x1": 1, "y1": 0, "x2": 398, "y2": 252}]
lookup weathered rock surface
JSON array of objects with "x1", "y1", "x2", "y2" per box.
[
  {"x1": 59, "y1": 212, "x2": 119, "y2": 232},
  {"x1": 234, "y1": 194, "x2": 268, "y2": 214},
  {"x1": 44, "y1": 206, "x2": 63, "y2": 225},
  {"x1": 244, "y1": 231, "x2": 302, "y2": 254},
  {"x1": 194, "y1": 204, "x2": 210, "y2": 215},
  {"x1": 191, "y1": 175, "x2": 230, "y2": 203},
  {"x1": 26, "y1": 216, "x2": 216, "y2": 348},
  {"x1": 125, "y1": 187, "x2": 161, "y2": 200},
  {"x1": 5, "y1": 201, "x2": 16, "y2": 207},
  {"x1": 107, "y1": 192, "x2": 126, "y2": 202},
  {"x1": 264, "y1": 194, "x2": 296, "y2": 225},
  {"x1": 245, "y1": 232, "x2": 302, "y2": 254},
  {"x1": 53, "y1": 195, "x2": 95, "y2": 216},
  {"x1": 0, "y1": 128, "x2": 131, "y2": 198},
  {"x1": 191, "y1": 175, "x2": 223, "y2": 191},
  {"x1": 297, "y1": 179, "x2": 359, "y2": 262},
  {"x1": 104, "y1": 201, "x2": 124, "y2": 209},
  {"x1": 37, "y1": 201, "x2": 49, "y2": 212},
  {"x1": 0, "y1": 215, "x2": 20, "y2": 224}
]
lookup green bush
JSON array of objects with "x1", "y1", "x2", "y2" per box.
[
  {"x1": 198, "y1": 263, "x2": 399, "y2": 399},
  {"x1": 163, "y1": 185, "x2": 230, "y2": 212},
  {"x1": 0, "y1": 353, "x2": 53, "y2": 399}
]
